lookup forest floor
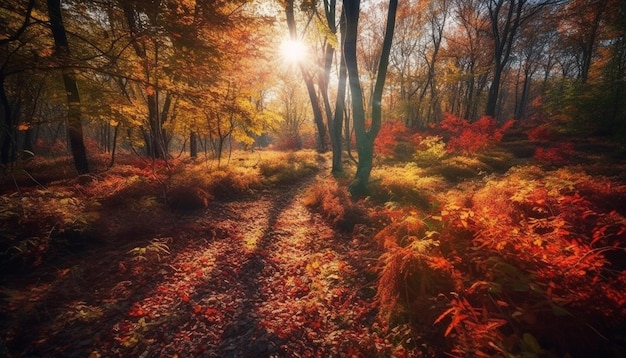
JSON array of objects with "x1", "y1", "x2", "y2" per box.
[
  {"x1": 2, "y1": 134, "x2": 626, "y2": 357},
  {"x1": 0, "y1": 159, "x2": 393, "y2": 357}
]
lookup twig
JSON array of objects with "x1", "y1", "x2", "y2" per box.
[{"x1": 22, "y1": 169, "x2": 47, "y2": 190}]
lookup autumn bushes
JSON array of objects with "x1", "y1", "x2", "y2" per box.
[
  {"x1": 306, "y1": 165, "x2": 626, "y2": 356},
  {"x1": 305, "y1": 115, "x2": 626, "y2": 356},
  {"x1": 0, "y1": 150, "x2": 322, "y2": 271}
]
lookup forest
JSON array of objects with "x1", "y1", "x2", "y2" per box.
[{"x1": 1, "y1": 0, "x2": 625, "y2": 357}]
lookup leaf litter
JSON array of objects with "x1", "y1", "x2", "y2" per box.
[{"x1": 0, "y1": 175, "x2": 392, "y2": 357}]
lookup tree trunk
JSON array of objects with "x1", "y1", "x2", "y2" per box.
[
  {"x1": 285, "y1": 0, "x2": 329, "y2": 152},
  {"x1": 0, "y1": 75, "x2": 14, "y2": 166},
  {"x1": 345, "y1": 0, "x2": 398, "y2": 195},
  {"x1": 47, "y1": 0, "x2": 89, "y2": 175},
  {"x1": 331, "y1": 49, "x2": 347, "y2": 174},
  {"x1": 343, "y1": 0, "x2": 366, "y2": 192},
  {"x1": 323, "y1": 2, "x2": 346, "y2": 174},
  {"x1": 190, "y1": 131, "x2": 198, "y2": 158}
]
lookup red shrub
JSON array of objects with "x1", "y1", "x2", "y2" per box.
[
  {"x1": 533, "y1": 142, "x2": 575, "y2": 166},
  {"x1": 440, "y1": 113, "x2": 514, "y2": 154},
  {"x1": 375, "y1": 121, "x2": 409, "y2": 157},
  {"x1": 526, "y1": 125, "x2": 557, "y2": 141}
]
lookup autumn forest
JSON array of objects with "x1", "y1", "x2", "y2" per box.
[{"x1": 1, "y1": 0, "x2": 625, "y2": 357}]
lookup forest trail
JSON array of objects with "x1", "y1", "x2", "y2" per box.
[{"x1": 1, "y1": 169, "x2": 385, "y2": 357}]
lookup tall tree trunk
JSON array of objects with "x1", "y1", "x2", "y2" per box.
[
  {"x1": 345, "y1": 0, "x2": 398, "y2": 195},
  {"x1": 47, "y1": 0, "x2": 89, "y2": 175},
  {"x1": 285, "y1": 0, "x2": 329, "y2": 152},
  {"x1": 0, "y1": 75, "x2": 14, "y2": 166},
  {"x1": 331, "y1": 48, "x2": 347, "y2": 174},
  {"x1": 190, "y1": 131, "x2": 198, "y2": 158},
  {"x1": 322, "y1": 1, "x2": 346, "y2": 174},
  {"x1": 485, "y1": 0, "x2": 523, "y2": 118}
]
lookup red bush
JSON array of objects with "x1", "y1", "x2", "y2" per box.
[
  {"x1": 533, "y1": 142, "x2": 575, "y2": 166},
  {"x1": 439, "y1": 113, "x2": 514, "y2": 154},
  {"x1": 526, "y1": 125, "x2": 557, "y2": 141}
]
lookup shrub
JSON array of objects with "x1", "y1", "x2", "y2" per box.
[
  {"x1": 526, "y1": 124, "x2": 557, "y2": 141},
  {"x1": 303, "y1": 177, "x2": 367, "y2": 232},
  {"x1": 167, "y1": 186, "x2": 210, "y2": 211},
  {"x1": 439, "y1": 113, "x2": 515, "y2": 154},
  {"x1": 258, "y1": 151, "x2": 319, "y2": 185},
  {"x1": 413, "y1": 136, "x2": 447, "y2": 167},
  {"x1": 533, "y1": 142, "x2": 575, "y2": 166},
  {"x1": 434, "y1": 166, "x2": 626, "y2": 356},
  {"x1": 427, "y1": 156, "x2": 490, "y2": 182},
  {"x1": 369, "y1": 164, "x2": 445, "y2": 207},
  {"x1": 206, "y1": 167, "x2": 261, "y2": 199}
]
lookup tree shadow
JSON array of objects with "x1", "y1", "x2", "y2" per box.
[{"x1": 199, "y1": 187, "x2": 302, "y2": 357}]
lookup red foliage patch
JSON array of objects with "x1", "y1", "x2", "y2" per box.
[
  {"x1": 439, "y1": 113, "x2": 514, "y2": 154},
  {"x1": 533, "y1": 142, "x2": 575, "y2": 166},
  {"x1": 526, "y1": 124, "x2": 557, "y2": 141}
]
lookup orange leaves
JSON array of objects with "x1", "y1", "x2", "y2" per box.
[
  {"x1": 128, "y1": 303, "x2": 150, "y2": 317},
  {"x1": 434, "y1": 293, "x2": 507, "y2": 358}
]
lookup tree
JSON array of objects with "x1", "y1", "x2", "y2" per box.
[
  {"x1": 284, "y1": 0, "x2": 329, "y2": 152},
  {"x1": 47, "y1": 0, "x2": 89, "y2": 174},
  {"x1": 0, "y1": 0, "x2": 36, "y2": 166},
  {"x1": 559, "y1": 0, "x2": 610, "y2": 84},
  {"x1": 344, "y1": 0, "x2": 398, "y2": 195},
  {"x1": 484, "y1": 0, "x2": 561, "y2": 118}
]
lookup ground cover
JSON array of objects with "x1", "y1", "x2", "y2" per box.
[{"x1": 1, "y1": 136, "x2": 625, "y2": 357}]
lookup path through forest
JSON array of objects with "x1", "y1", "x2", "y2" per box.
[{"x1": 1, "y1": 171, "x2": 388, "y2": 357}]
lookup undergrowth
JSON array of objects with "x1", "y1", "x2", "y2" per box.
[
  {"x1": 367, "y1": 163, "x2": 626, "y2": 357},
  {"x1": 0, "y1": 150, "x2": 320, "y2": 270}
]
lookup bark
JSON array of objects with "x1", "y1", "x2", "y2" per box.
[
  {"x1": 285, "y1": 0, "x2": 329, "y2": 152},
  {"x1": 322, "y1": 1, "x2": 346, "y2": 174},
  {"x1": 47, "y1": 0, "x2": 89, "y2": 175},
  {"x1": 190, "y1": 131, "x2": 198, "y2": 158},
  {"x1": 0, "y1": 75, "x2": 14, "y2": 166},
  {"x1": 345, "y1": 0, "x2": 398, "y2": 195}
]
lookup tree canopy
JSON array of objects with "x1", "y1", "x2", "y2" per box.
[{"x1": 0, "y1": 0, "x2": 623, "y2": 180}]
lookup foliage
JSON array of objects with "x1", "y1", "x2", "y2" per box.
[
  {"x1": 367, "y1": 159, "x2": 626, "y2": 356},
  {"x1": 374, "y1": 121, "x2": 419, "y2": 161},
  {"x1": 526, "y1": 124, "x2": 557, "y2": 141},
  {"x1": 439, "y1": 113, "x2": 515, "y2": 154},
  {"x1": 427, "y1": 155, "x2": 491, "y2": 182},
  {"x1": 0, "y1": 188, "x2": 96, "y2": 270},
  {"x1": 258, "y1": 151, "x2": 320, "y2": 185},
  {"x1": 439, "y1": 167, "x2": 625, "y2": 356},
  {"x1": 369, "y1": 163, "x2": 445, "y2": 207},
  {"x1": 303, "y1": 177, "x2": 368, "y2": 232},
  {"x1": 533, "y1": 142, "x2": 575, "y2": 166},
  {"x1": 374, "y1": 212, "x2": 460, "y2": 320},
  {"x1": 127, "y1": 237, "x2": 172, "y2": 263},
  {"x1": 412, "y1": 136, "x2": 447, "y2": 167}
]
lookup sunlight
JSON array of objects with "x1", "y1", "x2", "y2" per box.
[{"x1": 279, "y1": 38, "x2": 308, "y2": 63}]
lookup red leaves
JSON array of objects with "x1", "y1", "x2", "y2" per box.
[
  {"x1": 439, "y1": 113, "x2": 514, "y2": 154},
  {"x1": 128, "y1": 304, "x2": 149, "y2": 317},
  {"x1": 533, "y1": 142, "x2": 575, "y2": 166}
]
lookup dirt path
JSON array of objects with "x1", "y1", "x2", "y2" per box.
[{"x1": 1, "y1": 174, "x2": 387, "y2": 357}]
